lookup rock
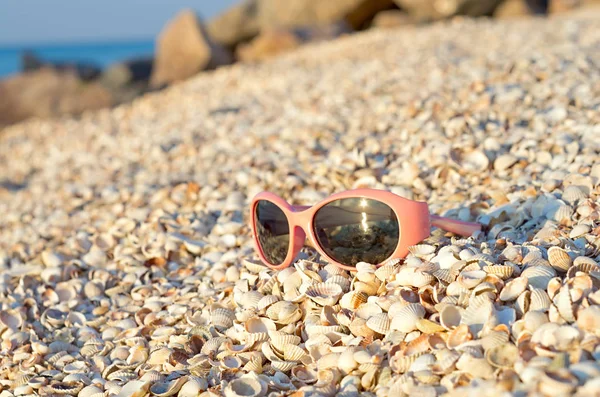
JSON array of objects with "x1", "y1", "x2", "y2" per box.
[
  {"x1": 207, "y1": 0, "x2": 261, "y2": 48},
  {"x1": 102, "y1": 57, "x2": 153, "y2": 89},
  {"x1": 392, "y1": 0, "x2": 504, "y2": 21},
  {"x1": 257, "y1": 0, "x2": 395, "y2": 30},
  {"x1": 550, "y1": 0, "x2": 600, "y2": 13},
  {"x1": 21, "y1": 51, "x2": 102, "y2": 82},
  {"x1": 371, "y1": 9, "x2": 414, "y2": 28},
  {"x1": 0, "y1": 68, "x2": 112, "y2": 127},
  {"x1": 236, "y1": 29, "x2": 301, "y2": 62},
  {"x1": 150, "y1": 9, "x2": 233, "y2": 88},
  {"x1": 236, "y1": 22, "x2": 352, "y2": 62},
  {"x1": 494, "y1": 0, "x2": 548, "y2": 17}
]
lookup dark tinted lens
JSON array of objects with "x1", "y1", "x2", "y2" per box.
[
  {"x1": 314, "y1": 198, "x2": 399, "y2": 266},
  {"x1": 254, "y1": 200, "x2": 290, "y2": 265}
]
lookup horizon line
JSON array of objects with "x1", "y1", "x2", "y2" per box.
[{"x1": 0, "y1": 36, "x2": 156, "y2": 49}]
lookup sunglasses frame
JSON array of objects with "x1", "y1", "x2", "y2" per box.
[{"x1": 250, "y1": 189, "x2": 481, "y2": 271}]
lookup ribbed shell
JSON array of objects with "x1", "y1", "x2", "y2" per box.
[
  {"x1": 390, "y1": 303, "x2": 426, "y2": 333},
  {"x1": 499, "y1": 276, "x2": 529, "y2": 301},
  {"x1": 522, "y1": 265, "x2": 556, "y2": 290},
  {"x1": 547, "y1": 246, "x2": 573, "y2": 272},
  {"x1": 366, "y1": 313, "x2": 391, "y2": 334}
]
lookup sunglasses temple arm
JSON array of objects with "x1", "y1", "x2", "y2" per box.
[{"x1": 430, "y1": 214, "x2": 482, "y2": 237}]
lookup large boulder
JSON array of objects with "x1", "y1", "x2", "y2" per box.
[
  {"x1": 392, "y1": 0, "x2": 504, "y2": 21},
  {"x1": 371, "y1": 9, "x2": 414, "y2": 28},
  {"x1": 257, "y1": 0, "x2": 396, "y2": 30},
  {"x1": 236, "y1": 22, "x2": 352, "y2": 62},
  {"x1": 494, "y1": 0, "x2": 548, "y2": 17},
  {"x1": 150, "y1": 10, "x2": 233, "y2": 88},
  {"x1": 0, "y1": 68, "x2": 112, "y2": 127},
  {"x1": 550, "y1": 0, "x2": 600, "y2": 13},
  {"x1": 207, "y1": 0, "x2": 261, "y2": 48}
]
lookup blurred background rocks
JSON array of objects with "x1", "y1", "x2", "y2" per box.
[{"x1": 0, "y1": 0, "x2": 598, "y2": 129}]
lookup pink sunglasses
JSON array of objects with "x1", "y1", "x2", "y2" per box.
[{"x1": 250, "y1": 189, "x2": 482, "y2": 271}]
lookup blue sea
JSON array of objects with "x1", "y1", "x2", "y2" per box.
[{"x1": 0, "y1": 40, "x2": 155, "y2": 78}]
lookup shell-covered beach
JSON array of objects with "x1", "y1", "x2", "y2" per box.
[{"x1": 1, "y1": 11, "x2": 600, "y2": 397}]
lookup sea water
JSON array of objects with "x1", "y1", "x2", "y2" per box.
[{"x1": 0, "y1": 40, "x2": 154, "y2": 78}]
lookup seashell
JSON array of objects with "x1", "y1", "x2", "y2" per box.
[
  {"x1": 439, "y1": 304, "x2": 462, "y2": 330},
  {"x1": 78, "y1": 385, "x2": 103, "y2": 397},
  {"x1": 515, "y1": 290, "x2": 531, "y2": 317},
  {"x1": 282, "y1": 344, "x2": 309, "y2": 362},
  {"x1": 305, "y1": 283, "x2": 343, "y2": 306},
  {"x1": 211, "y1": 308, "x2": 235, "y2": 330},
  {"x1": 555, "y1": 288, "x2": 576, "y2": 323},
  {"x1": 374, "y1": 263, "x2": 398, "y2": 281},
  {"x1": 485, "y1": 344, "x2": 518, "y2": 369},
  {"x1": 457, "y1": 270, "x2": 486, "y2": 289},
  {"x1": 431, "y1": 350, "x2": 460, "y2": 375},
  {"x1": 256, "y1": 295, "x2": 280, "y2": 311},
  {"x1": 353, "y1": 280, "x2": 380, "y2": 296},
  {"x1": 521, "y1": 265, "x2": 556, "y2": 290},
  {"x1": 537, "y1": 370, "x2": 578, "y2": 397},
  {"x1": 116, "y1": 381, "x2": 151, "y2": 397},
  {"x1": 390, "y1": 303, "x2": 426, "y2": 333},
  {"x1": 325, "y1": 275, "x2": 351, "y2": 291},
  {"x1": 269, "y1": 331, "x2": 301, "y2": 351},
  {"x1": 221, "y1": 356, "x2": 243, "y2": 369},
  {"x1": 529, "y1": 288, "x2": 552, "y2": 312},
  {"x1": 569, "y1": 224, "x2": 590, "y2": 239},
  {"x1": 242, "y1": 258, "x2": 269, "y2": 274},
  {"x1": 415, "y1": 318, "x2": 445, "y2": 334},
  {"x1": 339, "y1": 291, "x2": 368, "y2": 310},
  {"x1": 395, "y1": 267, "x2": 435, "y2": 288},
  {"x1": 349, "y1": 318, "x2": 375, "y2": 338},
  {"x1": 0, "y1": 309, "x2": 23, "y2": 330},
  {"x1": 461, "y1": 295, "x2": 494, "y2": 336},
  {"x1": 201, "y1": 337, "x2": 228, "y2": 355},
  {"x1": 243, "y1": 356, "x2": 263, "y2": 373},
  {"x1": 499, "y1": 276, "x2": 528, "y2": 301},
  {"x1": 149, "y1": 376, "x2": 188, "y2": 397},
  {"x1": 366, "y1": 313, "x2": 390, "y2": 334},
  {"x1": 83, "y1": 282, "x2": 104, "y2": 299},
  {"x1": 480, "y1": 328, "x2": 510, "y2": 351},
  {"x1": 409, "y1": 353, "x2": 436, "y2": 373},
  {"x1": 449, "y1": 147, "x2": 490, "y2": 172},
  {"x1": 562, "y1": 185, "x2": 587, "y2": 204},
  {"x1": 408, "y1": 244, "x2": 436, "y2": 257},
  {"x1": 432, "y1": 268, "x2": 454, "y2": 284},
  {"x1": 523, "y1": 311, "x2": 549, "y2": 333},
  {"x1": 244, "y1": 317, "x2": 276, "y2": 344},
  {"x1": 178, "y1": 377, "x2": 208, "y2": 397},
  {"x1": 576, "y1": 306, "x2": 600, "y2": 335},
  {"x1": 483, "y1": 265, "x2": 514, "y2": 280},
  {"x1": 240, "y1": 291, "x2": 264, "y2": 309},
  {"x1": 271, "y1": 360, "x2": 297, "y2": 372},
  {"x1": 48, "y1": 381, "x2": 84, "y2": 395},
  {"x1": 266, "y1": 301, "x2": 302, "y2": 324},
  {"x1": 547, "y1": 247, "x2": 572, "y2": 272},
  {"x1": 355, "y1": 302, "x2": 383, "y2": 320}
]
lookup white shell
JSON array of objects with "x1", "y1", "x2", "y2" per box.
[{"x1": 390, "y1": 303, "x2": 426, "y2": 333}]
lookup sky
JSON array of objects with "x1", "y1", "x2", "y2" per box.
[{"x1": 0, "y1": 0, "x2": 239, "y2": 45}]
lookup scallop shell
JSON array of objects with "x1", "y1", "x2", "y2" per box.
[
  {"x1": 116, "y1": 381, "x2": 151, "y2": 397},
  {"x1": 242, "y1": 258, "x2": 269, "y2": 274},
  {"x1": 576, "y1": 306, "x2": 600, "y2": 334},
  {"x1": 305, "y1": 283, "x2": 343, "y2": 306},
  {"x1": 395, "y1": 267, "x2": 435, "y2": 288},
  {"x1": 450, "y1": 148, "x2": 490, "y2": 172},
  {"x1": 461, "y1": 295, "x2": 494, "y2": 336},
  {"x1": 355, "y1": 302, "x2": 383, "y2": 320},
  {"x1": 256, "y1": 295, "x2": 280, "y2": 311},
  {"x1": 390, "y1": 351, "x2": 425, "y2": 373},
  {"x1": 483, "y1": 265, "x2": 514, "y2": 280},
  {"x1": 266, "y1": 301, "x2": 302, "y2": 324},
  {"x1": 499, "y1": 276, "x2": 529, "y2": 301},
  {"x1": 339, "y1": 291, "x2": 369, "y2": 309},
  {"x1": 224, "y1": 377, "x2": 265, "y2": 397},
  {"x1": 523, "y1": 311, "x2": 549, "y2": 332},
  {"x1": 0, "y1": 309, "x2": 23, "y2": 330},
  {"x1": 485, "y1": 344, "x2": 519, "y2": 369},
  {"x1": 457, "y1": 270, "x2": 486, "y2": 289},
  {"x1": 432, "y1": 268, "x2": 454, "y2": 284},
  {"x1": 529, "y1": 288, "x2": 552, "y2": 312},
  {"x1": 408, "y1": 244, "x2": 436, "y2": 257},
  {"x1": 522, "y1": 265, "x2": 556, "y2": 290},
  {"x1": 547, "y1": 247, "x2": 573, "y2": 272},
  {"x1": 325, "y1": 275, "x2": 351, "y2": 291},
  {"x1": 282, "y1": 344, "x2": 309, "y2": 362},
  {"x1": 48, "y1": 381, "x2": 84, "y2": 395},
  {"x1": 271, "y1": 360, "x2": 297, "y2": 372},
  {"x1": 149, "y1": 377, "x2": 188, "y2": 397},
  {"x1": 366, "y1": 313, "x2": 390, "y2": 334},
  {"x1": 269, "y1": 331, "x2": 301, "y2": 351},
  {"x1": 349, "y1": 318, "x2": 376, "y2": 338},
  {"x1": 178, "y1": 377, "x2": 208, "y2": 397},
  {"x1": 555, "y1": 288, "x2": 575, "y2": 323},
  {"x1": 439, "y1": 304, "x2": 462, "y2": 330},
  {"x1": 562, "y1": 185, "x2": 587, "y2": 204},
  {"x1": 374, "y1": 263, "x2": 398, "y2": 281},
  {"x1": 353, "y1": 280, "x2": 380, "y2": 296},
  {"x1": 390, "y1": 303, "x2": 426, "y2": 333},
  {"x1": 211, "y1": 308, "x2": 235, "y2": 330},
  {"x1": 245, "y1": 317, "x2": 276, "y2": 344}
]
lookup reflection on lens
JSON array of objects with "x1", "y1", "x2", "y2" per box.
[
  {"x1": 255, "y1": 200, "x2": 290, "y2": 265},
  {"x1": 313, "y1": 198, "x2": 399, "y2": 266}
]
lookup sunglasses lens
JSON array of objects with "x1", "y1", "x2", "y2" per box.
[
  {"x1": 313, "y1": 198, "x2": 399, "y2": 266},
  {"x1": 254, "y1": 200, "x2": 290, "y2": 265}
]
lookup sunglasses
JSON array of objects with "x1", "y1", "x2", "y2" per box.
[{"x1": 250, "y1": 189, "x2": 482, "y2": 271}]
